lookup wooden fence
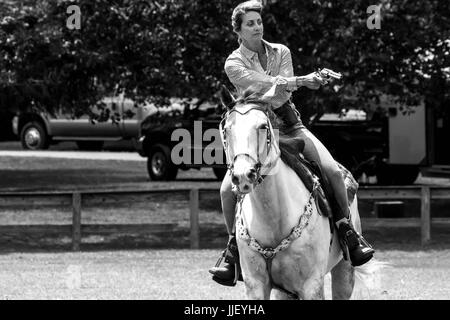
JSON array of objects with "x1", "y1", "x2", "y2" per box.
[
  {"x1": 0, "y1": 186, "x2": 449, "y2": 250},
  {"x1": 357, "y1": 186, "x2": 450, "y2": 245}
]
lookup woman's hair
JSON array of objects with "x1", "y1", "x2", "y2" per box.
[{"x1": 231, "y1": 1, "x2": 263, "y2": 33}]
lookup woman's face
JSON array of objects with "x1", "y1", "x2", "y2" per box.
[{"x1": 237, "y1": 11, "x2": 263, "y2": 43}]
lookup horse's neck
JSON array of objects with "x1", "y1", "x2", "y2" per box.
[{"x1": 245, "y1": 160, "x2": 310, "y2": 246}]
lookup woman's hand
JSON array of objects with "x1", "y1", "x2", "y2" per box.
[{"x1": 296, "y1": 72, "x2": 328, "y2": 90}]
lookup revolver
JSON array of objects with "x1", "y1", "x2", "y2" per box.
[{"x1": 316, "y1": 68, "x2": 343, "y2": 81}]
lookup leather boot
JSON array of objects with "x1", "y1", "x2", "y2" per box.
[
  {"x1": 209, "y1": 235, "x2": 242, "y2": 286},
  {"x1": 338, "y1": 222, "x2": 375, "y2": 266}
]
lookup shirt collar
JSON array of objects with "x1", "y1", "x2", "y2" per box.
[{"x1": 239, "y1": 39, "x2": 277, "y2": 60}]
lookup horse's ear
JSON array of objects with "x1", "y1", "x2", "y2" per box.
[{"x1": 219, "y1": 85, "x2": 236, "y2": 110}]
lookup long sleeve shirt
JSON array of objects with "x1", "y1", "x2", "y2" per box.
[{"x1": 224, "y1": 39, "x2": 299, "y2": 109}]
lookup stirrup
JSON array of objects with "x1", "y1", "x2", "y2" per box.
[
  {"x1": 209, "y1": 237, "x2": 242, "y2": 286},
  {"x1": 338, "y1": 237, "x2": 350, "y2": 261},
  {"x1": 340, "y1": 225, "x2": 375, "y2": 266},
  {"x1": 356, "y1": 232, "x2": 374, "y2": 249},
  {"x1": 211, "y1": 263, "x2": 241, "y2": 287},
  {"x1": 213, "y1": 249, "x2": 227, "y2": 268},
  {"x1": 347, "y1": 224, "x2": 375, "y2": 250},
  {"x1": 336, "y1": 222, "x2": 357, "y2": 261}
]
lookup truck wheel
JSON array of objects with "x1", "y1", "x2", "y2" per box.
[
  {"x1": 20, "y1": 121, "x2": 49, "y2": 150},
  {"x1": 147, "y1": 144, "x2": 178, "y2": 180},
  {"x1": 213, "y1": 167, "x2": 227, "y2": 180},
  {"x1": 76, "y1": 141, "x2": 104, "y2": 151}
]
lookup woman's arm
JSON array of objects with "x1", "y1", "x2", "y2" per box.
[
  {"x1": 224, "y1": 56, "x2": 278, "y2": 89},
  {"x1": 279, "y1": 45, "x2": 327, "y2": 90},
  {"x1": 278, "y1": 45, "x2": 298, "y2": 91},
  {"x1": 224, "y1": 55, "x2": 292, "y2": 107}
]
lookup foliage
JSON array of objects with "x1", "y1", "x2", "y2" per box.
[{"x1": 0, "y1": 0, "x2": 449, "y2": 119}]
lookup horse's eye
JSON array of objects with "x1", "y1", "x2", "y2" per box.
[{"x1": 258, "y1": 124, "x2": 268, "y2": 130}]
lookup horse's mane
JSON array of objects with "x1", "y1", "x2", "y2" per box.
[{"x1": 232, "y1": 84, "x2": 283, "y2": 129}]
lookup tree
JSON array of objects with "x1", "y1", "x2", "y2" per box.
[
  {"x1": 261, "y1": 0, "x2": 449, "y2": 115},
  {"x1": 1, "y1": 0, "x2": 448, "y2": 120}
]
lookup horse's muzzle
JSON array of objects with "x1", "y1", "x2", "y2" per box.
[{"x1": 231, "y1": 158, "x2": 258, "y2": 194}]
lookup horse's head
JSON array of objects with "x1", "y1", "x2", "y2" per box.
[{"x1": 219, "y1": 85, "x2": 281, "y2": 194}]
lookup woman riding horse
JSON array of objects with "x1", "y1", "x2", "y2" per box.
[
  {"x1": 209, "y1": 0, "x2": 374, "y2": 286},
  {"x1": 218, "y1": 87, "x2": 369, "y2": 299}
]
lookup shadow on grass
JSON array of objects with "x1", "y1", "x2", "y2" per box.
[{"x1": 0, "y1": 224, "x2": 449, "y2": 254}]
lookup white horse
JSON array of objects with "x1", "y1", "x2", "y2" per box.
[{"x1": 219, "y1": 86, "x2": 376, "y2": 300}]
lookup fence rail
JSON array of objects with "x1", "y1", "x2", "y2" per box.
[{"x1": 0, "y1": 186, "x2": 449, "y2": 250}]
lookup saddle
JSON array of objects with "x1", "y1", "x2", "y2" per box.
[
  {"x1": 277, "y1": 134, "x2": 359, "y2": 220},
  {"x1": 278, "y1": 134, "x2": 361, "y2": 261}
]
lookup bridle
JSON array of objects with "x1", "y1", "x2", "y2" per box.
[{"x1": 219, "y1": 104, "x2": 280, "y2": 191}]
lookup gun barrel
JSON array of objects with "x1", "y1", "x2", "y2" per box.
[{"x1": 320, "y1": 68, "x2": 342, "y2": 79}]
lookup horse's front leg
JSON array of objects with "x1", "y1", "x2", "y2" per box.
[
  {"x1": 243, "y1": 276, "x2": 271, "y2": 300},
  {"x1": 300, "y1": 273, "x2": 325, "y2": 300},
  {"x1": 331, "y1": 258, "x2": 354, "y2": 300},
  {"x1": 239, "y1": 246, "x2": 271, "y2": 299}
]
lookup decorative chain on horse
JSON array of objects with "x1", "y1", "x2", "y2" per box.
[
  {"x1": 236, "y1": 178, "x2": 320, "y2": 260},
  {"x1": 235, "y1": 178, "x2": 321, "y2": 299}
]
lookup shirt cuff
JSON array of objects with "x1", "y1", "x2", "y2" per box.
[{"x1": 285, "y1": 77, "x2": 298, "y2": 91}]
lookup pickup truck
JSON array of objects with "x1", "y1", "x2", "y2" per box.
[
  {"x1": 12, "y1": 95, "x2": 155, "y2": 150},
  {"x1": 137, "y1": 99, "x2": 228, "y2": 181},
  {"x1": 136, "y1": 101, "x2": 420, "y2": 185}
]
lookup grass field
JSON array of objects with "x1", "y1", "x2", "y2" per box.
[
  {"x1": 0, "y1": 154, "x2": 450, "y2": 299},
  {"x1": 0, "y1": 249, "x2": 449, "y2": 300}
]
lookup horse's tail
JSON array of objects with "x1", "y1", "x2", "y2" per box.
[{"x1": 351, "y1": 259, "x2": 390, "y2": 300}]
